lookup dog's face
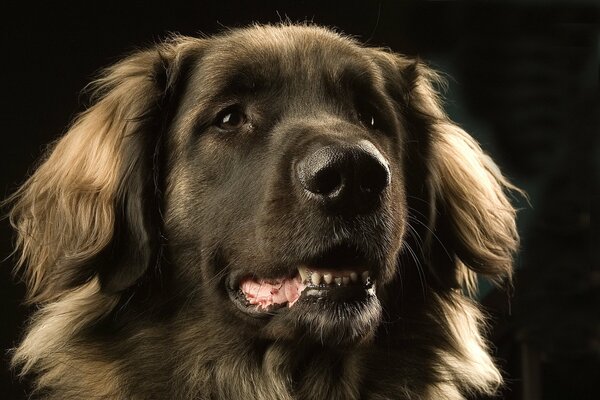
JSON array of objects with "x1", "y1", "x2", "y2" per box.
[
  {"x1": 10, "y1": 24, "x2": 520, "y2": 398},
  {"x1": 165, "y1": 27, "x2": 408, "y2": 343}
]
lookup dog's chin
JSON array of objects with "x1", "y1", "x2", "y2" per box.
[
  {"x1": 266, "y1": 291, "x2": 382, "y2": 346},
  {"x1": 226, "y1": 268, "x2": 382, "y2": 345}
]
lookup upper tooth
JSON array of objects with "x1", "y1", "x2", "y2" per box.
[
  {"x1": 298, "y1": 266, "x2": 309, "y2": 282},
  {"x1": 361, "y1": 271, "x2": 369, "y2": 283},
  {"x1": 311, "y1": 272, "x2": 322, "y2": 285},
  {"x1": 299, "y1": 269, "x2": 370, "y2": 286}
]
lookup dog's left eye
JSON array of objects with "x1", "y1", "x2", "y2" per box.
[
  {"x1": 358, "y1": 111, "x2": 378, "y2": 129},
  {"x1": 361, "y1": 114, "x2": 376, "y2": 128},
  {"x1": 215, "y1": 106, "x2": 247, "y2": 130}
]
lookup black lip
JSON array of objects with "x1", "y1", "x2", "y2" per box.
[
  {"x1": 228, "y1": 286, "x2": 287, "y2": 317},
  {"x1": 300, "y1": 280, "x2": 375, "y2": 302}
]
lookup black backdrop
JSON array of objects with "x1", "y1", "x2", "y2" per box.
[{"x1": 2, "y1": 1, "x2": 599, "y2": 399}]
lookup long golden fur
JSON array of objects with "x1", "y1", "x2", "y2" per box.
[{"x1": 7, "y1": 24, "x2": 520, "y2": 399}]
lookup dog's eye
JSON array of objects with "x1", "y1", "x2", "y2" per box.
[
  {"x1": 358, "y1": 111, "x2": 378, "y2": 129},
  {"x1": 216, "y1": 106, "x2": 247, "y2": 130},
  {"x1": 361, "y1": 114, "x2": 376, "y2": 128}
]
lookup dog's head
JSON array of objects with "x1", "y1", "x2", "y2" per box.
[{"x1": 9, "y1": 25, "x2": 519, "y2": 349}]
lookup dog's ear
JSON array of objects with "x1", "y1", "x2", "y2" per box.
[
  {"x1": 374, "y1": 51, "x2": 521, "y2": 292},
  {"x1": 406, "y1": 61, "x2": 521, "y2": 292},
  {"x1": 7, "y1": 37, "x2": 203, "y2": 303}
]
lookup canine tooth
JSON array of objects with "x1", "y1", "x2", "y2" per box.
[
  {"x1": 298, "y1": 266, "x2": 309, "y2": 282},
  {"x1": 311, "y1": 272, "x2": 322, "y2": 285},
  {"x1": 342, "y1": 276, "x2": 350, "y2": 285},
  {"x1": 334, "y1": 277, "x2": 342, "y2": 285},
  {"x1": 361, "y1": 271, "x2": 369, "y2": 283},
  {"x1": 323, "y1": 273, "x2": 333, "y2": 284},
  {"x1": 350, "y1": 272, "x2": 358, "y2": 282}
]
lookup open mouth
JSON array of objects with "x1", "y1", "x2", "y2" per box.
[
  {"x1": 224, "y1": 244, "x2": 384, "y2": 343},
  {"x1": 226, "y1": 243, "x2": 379, "y2": 317},
  {"x1": 230, "y1": 266, "x2": 376, "y2": 316}
]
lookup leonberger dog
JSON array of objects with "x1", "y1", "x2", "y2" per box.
[{"x1": 7, "y1": 24, "x2": 519, "y2": 399}]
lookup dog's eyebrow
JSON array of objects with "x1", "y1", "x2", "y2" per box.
[
  {"x1": 182, "y1": 63, "x2": 272, "y2": 131},
  {"x1": 334, "y1": 61, "x2": 382, "y2": 96},
  {"x1": 209, "y1": 63, "x2": 271, "y2": 98},
  {"x1": 222, "y1": 72, "x2": 263, "y2": 95}
]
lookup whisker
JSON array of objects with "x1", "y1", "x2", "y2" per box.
[
  {"x1": 407, "y1": 214, "x2": 452, "y2": 261},
  {"x1": 402, "y1": 241, "x2": 427, "y2": 297}
]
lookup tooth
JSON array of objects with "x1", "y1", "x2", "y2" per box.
[
  {"x1": 342, "y1": 276, "x2": 350, "y2": 285},
  {"x1": 361, "y1": 271, "x2": 369, "y2": 283},
  {"x1": 298, "y1": 266, "x2": 309, "y2": 282},
  {"x1": 311, "y1": 272, "x2": 322, "y2": 285},
  {"x1": 334, "y1": 277, "x2": 342, "y2": 285},
  {"x1": 323, "y1": 273, "x2": 333, "y2": 284},
  {"x1": 350, "y1": 272, "x2": 358, "y2": 282}
]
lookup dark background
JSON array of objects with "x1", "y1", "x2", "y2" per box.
[{"x1": 1, "y1": 1, "x2": 598, "y2": 399}]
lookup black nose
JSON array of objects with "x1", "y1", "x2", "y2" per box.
[{"x1": 296, "y1": 142, "x2": 390, "y2": 214}]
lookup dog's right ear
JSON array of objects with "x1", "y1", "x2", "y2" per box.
[{"x1": 6, "y1": 37, "x2": 204, "y2": 303}]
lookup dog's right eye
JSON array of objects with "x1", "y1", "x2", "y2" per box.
[{"x1": 215, "y1": 106, "x2": 247, "y2": 130}]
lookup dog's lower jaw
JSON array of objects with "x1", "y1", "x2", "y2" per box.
[{"x1": 261, "y1": 294, "x2": 383, "y2": 346}]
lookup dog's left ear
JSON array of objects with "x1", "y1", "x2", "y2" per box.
[
  {"x1": 375, "y1": 52, "x2": 521, "y2": 291},
  {"x1": 412, "y1": 62, "x2": 521, "y2": 291}
]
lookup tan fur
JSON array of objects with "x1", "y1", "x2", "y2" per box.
[
  {"x1": 6, "y1": 37, "x2": 204, "y2": 304},
  {"x1": 408, "y1": 61, "x2": 521, "y2": 294},
  {"x1": 12, "y1": 279, "x2": 123, "y2": 398}
]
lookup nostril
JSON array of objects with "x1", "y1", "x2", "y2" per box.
[
  {"x1": 296, "y1": 147, "x2": 346, "y2": 198},
  {"x1": 311, "y1": 167, "x2": 343, "y2": 196},
  {"x1": 357, "y1": 160, "x2": 390, "y2": 196}
]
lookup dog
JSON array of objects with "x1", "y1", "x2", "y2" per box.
[{"x1": 7, "y1": 24, "x2": 519, "y2": 399}]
